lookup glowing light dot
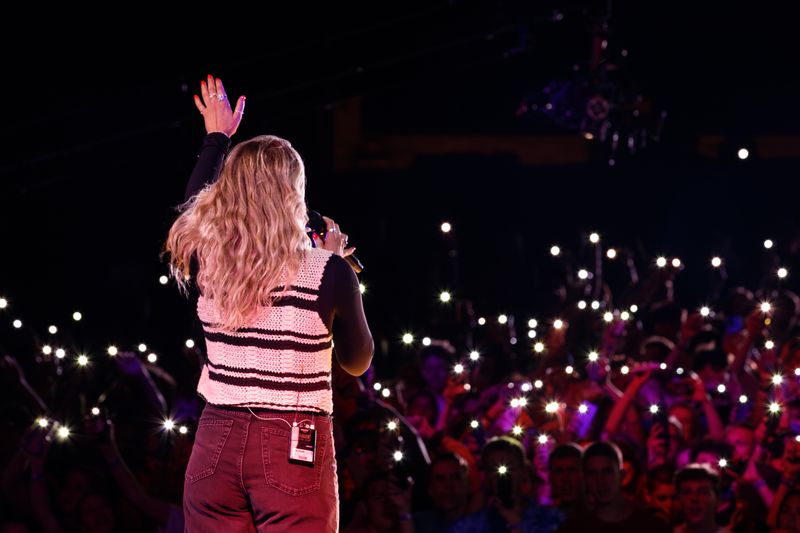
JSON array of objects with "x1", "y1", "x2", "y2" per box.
[
  {"x1": 588, "y1": 351, "x2": 599, "y2": 362},
  {"x1": 77, "y1": 355, "x2": 89, "y2": 366},
  {"x1": 373, "y1": 382, "x2": 382, "y2": 391},
  {"x1": 146, "y1": 353, "x2": 157, "y2": 364},
  {"x1": 565, "y1": 365, "x2": 574, "y2": 375},
  {"x1": 512, "y1": 425, "x2": 523, "y2": 436},
  {"x1": 630, "y1": 305, "x2": 639, "y2": 313},
  {"x1": 578, "y1": 403, "x2": 589, "y2": 414},
  {"x1": 72, "y1": 312, "x2": 82, "y2": 321},
  {"x1": 382, "y1": 388, "x2": 391, "y2": 398},
  {"x1": 518, "y1": 397, "x2": 528, "y2": 407},
  {"x1": 159, "y1": 275, "x2": 169, "y2": 285},
  {"x1": 660, "y1": 363, "x2": 667, "y2": 370},
  {"x1": 422, "y1": 337, "x2": 432, "y2": 346},
  {"x1": 528, "y1": 319, "x2": 538, "y2": 328},
  {"x1": 739, "y1": 395, "x2": 748, "y2": 404},
  {"x1": 717, "y1": 384, "x2": 726, "y2": 393},
  {"x1": 55, "y1": 349, "x2": 66, "y2": 359},
  {"x1": 402, "y1": 333, "x2": 414, "y2": 345},
  {"x1": 620, "y1": 311, "x2": 630, "y2": 321},
  {"x1": 393, "y1": 450, "x2": 404, "y2": 462},
  {"x1": 510, "y1": 398, "x2": 520, "y2": 408},
  {"x1": 649, "y1": 404, "x2": 659, "y2": 414},
  {"x1": 534, "y1": 342, "x2": 545, "y2": 353},
  {"x1": 521, "y1": 382, "x2": 532, "y2": 392},
  {"x1": 589, "y1": 233, "x2": 600, "y2": 244},
  {"x1": 772, "y1": 374, "x2": 783, "y2": 386},
  {"x1": 796, "y1": 435, "x2": 800, "y2": 443},
  {"x1": 538, "y1": 434, "x2": 549, "y2": 445},
  {"x1": 478, "y1": 317, "x2": 486, "y2": 326},
  {"x1": 498, "y1": 314, "x2": 508, "y2": 325},
  {"x1": 387, "y1": 421, "x2": 398, "y2": 431},
  {"x1": 591, "y1": 301, "x2": 601, "y2": 310},
  {"x1": 470, "y1": 420, "x2": 480, "y2": 429},
  {"x1": 656, "y1": 257, "x2": 667, "y2": 268},
  {"x1": 718, "y1": 458, "x2": 728, "y2": 468},
  {"x1": 528, "y1": 330, "x2": 537, "y2": 339},
  {"x1": 107, "y1": 346, "x2": 118, "y2": 356},
  {"x1": 91, "y1": 407, "x2": 100, "y2": 416},
  {"x1": 550, "y1": 246, "x2": 561, "y2": 257},
  {"x1": 185, "y1": 339, "x2": 195, "y2": 349},
  {"x1": 163, "y1": 419, "x2": 175, "y2": 431},
  {"x1": 138, "y1": 343, "x2": 147, "y2": 352},
  {"x1": 37, "y1": 418, "x2": 49, "y2": 428},
  {"x1": 764, "y1": 239, "x2": 774, "y2": 249},
  {"x1": 621, "y1": 365, "x2": 630, "y2": 375},
  {"x1": 607, "y1": 248, "x2": 617, "y2": 259},
  {"x1": 497, "y1": 465, "x2": 508, "y2": 475},
  {"x1": 0, "y1": 298, "x2": 6, "y2": 309},
  {"x1": 711, "y1": 257, "x2": 722, "y2": 268},
  {"x1": 439, "y1": 291, "x2": 451, "y2": 303},
  {"x1": 453, "y1": 363, "x2": 464, "y2": 374},
  {"x1": 603, "y1": 312, "x2": 613, "y2": 322},
  {"x1": 534, "y1": 380, "x2": 543, "y2": 389},
  {"x1": 765, "y1": 340, "x2": 775, "y2": 350},
  {"x1": 737, "y1": 148, "x2": 749, "y2": 160},
  {"x1": 578, "y1": 300, "x2": 587, "y2": 310},
  {"x1": 700, "y1": 306, "x2": 710, "y2": 317},
  {"x1": 42, "y1": 345, "x2": 52, "y2": 355},
  {"x1": 760, "y1": 302, "x2": 772, "y2": 313},
  {"x1": 769, "y1": 402, "x2": 781, "y2": 414},
  {"x1": 57, "y1": 427, "x2": 70, "y2": 440},
  {"x1": 12, "y1": 320, "x2": 22, "y2": 328},
  {"x1": 464, "y1": 383, "x2": 471, "y2": 391},
  {"x1": 553, "y1": 319, "x2": 563, "y2": 330},
  {"x1": 47, "y1": 325, "x2": 57, "y2": 334},
  {"x1": 545, "y1": 401, "x2": 559, "y2": 414},
  {"x1": 778, "y1": 268, "x2": 788, "y2": 279},
  {"x1": 795, "y1": 368, "x2": 800, "y2": 377},
  {"x1": 578, "y1": 269, "x2": 589, "y2": 280},
  {"x1": 440, "y1": 222, "x2": 452, "y2": 233},
  {"x1": 359, "y1": 283, "x2": 366, "y2": 294},
  {"x1": 672, "y1": 258, "x2": 681, "y2": 268},
  {"x1": 179, "y1": 426, "x2": 188, "y2": 435}
]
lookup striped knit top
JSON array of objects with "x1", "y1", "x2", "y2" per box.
[{"x1": 196, "y1": 247, "x2": 336, "y2": 414}]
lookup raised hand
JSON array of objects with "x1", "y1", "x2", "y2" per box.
[{"x1": 193, "y1": 74, "x2": 246, "y2": 137}]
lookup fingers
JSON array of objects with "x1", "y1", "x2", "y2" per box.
[
  {"x1": 194, "y1": 94, "x2": 206, "y2": 115},
  {"x1": 232, "y1": 95, "x2": 246, "y2": 116},
  {"x1": 200, "y1": 78, "x2": 211, "y2": 105},
  {"x1": 215, "y1": 77, "x2": 228, "y2": 102}
]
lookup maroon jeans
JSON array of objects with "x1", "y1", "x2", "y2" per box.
[{"x1": 183, "y1": 404, "x2": 338, "y2": 532}]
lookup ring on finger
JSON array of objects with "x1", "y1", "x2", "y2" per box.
[{"x1": 216, "y1": 94, "x2": 225, "y2": 101}]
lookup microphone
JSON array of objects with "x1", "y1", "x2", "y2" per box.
[{"x1": 306, "y1": 210, "x2": 364, "y2": 273}]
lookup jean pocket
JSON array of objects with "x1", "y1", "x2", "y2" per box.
[
  {"x1": 186, "y1": 419, "x2": 234, "y2": 484},
  {"x1": 262, "y1": 426, "x2": 327, "y2": 496}
]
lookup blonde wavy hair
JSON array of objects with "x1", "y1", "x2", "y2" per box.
[{"x1": 164, "y1": 135, "x2": 309, "y2": 331}]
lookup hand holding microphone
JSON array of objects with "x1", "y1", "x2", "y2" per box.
[{"x1": 307, "y1": 210, "x2": 363, "y2": 273}]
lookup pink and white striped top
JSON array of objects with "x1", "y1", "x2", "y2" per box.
[{"x1": 196, "y1": 247, "x2": 335, "y2": 414}]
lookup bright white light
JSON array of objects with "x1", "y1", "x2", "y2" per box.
[
  {"x1": 72, "y1": 312, "x2": 82, "y2": 322},
  {"x1": 764, "y1": 239, "x2": 774, "y2": 249},
  {"x1": 138, "y1": 343, "x2": 147, "y2": 352},
  {"x1": 711, "y1": 257, "x2": 722, "y2": 268},
  {"x1": 591, "y1": 301, "x2": 601, "y2": 310},
  {"x1": 649, "y1": 404, "x2": 659, "y2": 414},
  {"x1": 521, "y1": 382, "x2": 532, "y2": 392},
  {"x1": 439, "y1": 291, "x2": 451, "y2": 303},
  {"x1": 660, "y1": 363, "x2": 668, "y2": 370},
  {"x1": 621, "y1": 365, "x2": 630, "y2": 375},
  {"x1": 470, "y1": 351, "x2": 480, "y2": 361},
  {"x1": 656, "y1": 257, "x2": 667, "y2": 268},
  {"x1": 185, "y1": 339, "x2": 195, "y2": 349},
  {"x1": 739, "y1": 395, "x2": 748, "y2": 404},
  {"x1": 538, "y1": 434, "x2": 549, "y2": 445},
  {"x1": 534, "y1": 342, "x2": 545, "y2": 353},
  {"x1": 498, "y1": 314, "x2": 508, "y2": 325},
  {"x1": 795, "y1": 368, "x2": 800, "y2": 377},
  {"x1": 620, "y1": 311, "x2": 630, "y2": 321},
  {"x1": 717, "y1": 384, "x2": 726, "y2": 393},
  {"x1": 12, "y1": 320, "x2": 22, "y2": 328},
  {"x1": 587, "y1": 351, "x2": 599, "y2": 362},
  {"x1": 578, "y1": 269, "x2": 589, "y2": 280},
  {"x1": 159, "y1": 275, "x2": 169, "y2": 285},
  {"x1": 528, "y1": 319, "x2": 538, "y2": 329},
  {"x1": 387, "y1": 421, "x2": 398, "y2": 431},
  {"x1": 470, "y1": 420, "x2": 480, "y2": 429},
  {"x1": 700, "y1": 307, "x2": 711, "y2": 317},
  {"x1": 359, "y1": 283, "x2": 366, "y2": 294},
  {"x1": 373, "y1": 382, "x2": 382, "y2": 391},
  {"x1": 147, "y1": 353, "x2": 157, "y2": 363},
  {"x1": 90, "y1": 407, "x2": 100, "y2": 416},
  {"x1": 55, "y1": 348, "x2": 66, "y2": 359},
  {"x1": 57, "y1": 426, "x2": 70, "y2": 440},
  {"x1": 565, "y1": 365, "x2": 574, "y2": 375},
  {"x1": 453, "y1": 363, "x2": 464, "y2": 374},
  {"x1": 393, "y1": 450, "x2": 404, "y2": 462},
  {"x1": 528, "y1": 330, "x2": 537, "y2": 339},
  {"x1": 534, "y1": 379, "x2": 543, "y2": 389},
  {"x1": 42, "y1": 345, "x2": 52, "y2": 355},
  {"x1": 107, "y1": 345, "x2": 118, "y2": 356},
  {"x1": 517, "y1": 397, "x2": 528, "y2": 407},
  {"x1": 402, "y1": 333, "x2": 414, "y2": 344},
  {"x1": 48, "y1": 325, "x2": 57, "y2": 334},
  {"x1": 772, "y1": 374, "x2": 783, "y2": 386},
  {"x1": 478, "y1": 317, "x2": 486, "y2": 326},
  {"x1": 676, "y1": 367, "x2": 684, "y2": 375},
  {"x1": 603, "y1": 312, "x2": 613, "y2": 323},
  {"x1": 37, "y1": 418, "x2": 49, "y2": 428},
  {"x1": 77, "y1": 355, "x2": 89, "y2": 366},
  {"x1": 163, "y1": 419, "x2": 175, "y2": 431},
  {"x1": 578, "y1": 300, "x2": 587, "y2": 310},
  {"x1": 778, "y1": 268, "x2": 788, "y2": 279},
  {"x1": 760, "y1": 302, "x2": 772, "y2": 313},
  {"x1": 0, "y1": 298, "x2": 6, "y2": 309},
  {"x1": 769, "y1": 402, "x2": 781, "y2": 414},
  {"x1": 550, "y1": 246, "x2": 561, "y2": 257},
  {"x1": 545, "y1": 401, "x2": 559, "y2": 414},
  {"x1": 765, "y1": 340, "x2": 775, "y2": 350},
  {"x1": 737, "y1": 148, "x2": 749, "y2": 160},
  {"x1": 497, "y1": 465, "x2": 508, "y2": 475},
  {"x1": 382, "y1": 388, "x2": 391, "y2": 398},
  {"x1": 440, "y1": 222, "x2": 452, "y2": 233},
  {"x1": 512, "y1": 425, "x2": 523, "y2": 436},
  {"x1": 718, "y1": 458, "x2": 728, "y2": 468},
  {"x1": 630, "y1": 305, "x2": 639, "y2": 313},
  {"x1": 578, "y1": 403, "x2": 589, "y2": 414},
  {"x1": 672, "y1": 258, "x2": 681, "y2": 268},
  {"x1": 422, "y1": 337, "x2": 432, "y2": 346},
  {"x1": 553, "y1": 319, "x2": 563, "y2": 330},
  {"x1": 179, "y1": 426, "x2": 188, "y2": 434},
  {"x1": 607, "y1": 248, "x2": 617, "y2": 259},
  {"x1": 589, "y1": 233, "x2": 600, "y2": 244}
]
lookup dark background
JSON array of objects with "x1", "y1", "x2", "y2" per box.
[{"x1": 2, "y1": 1, "x2": 799, "y2": 373}]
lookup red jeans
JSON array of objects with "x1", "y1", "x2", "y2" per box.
[{"x1": 183, "y1": 404, "x2": 338, "y2": 532}]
